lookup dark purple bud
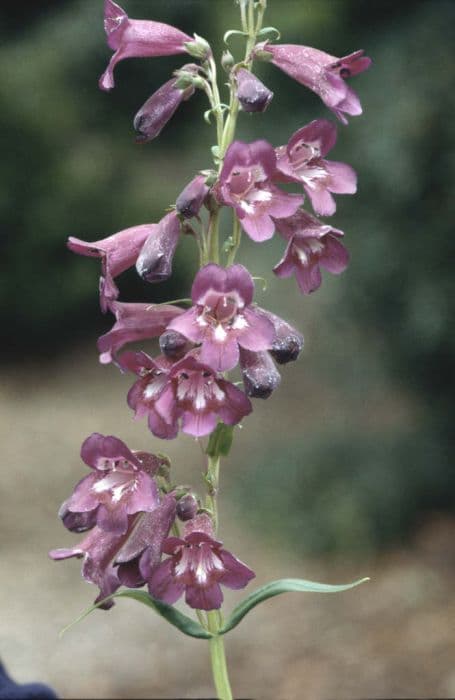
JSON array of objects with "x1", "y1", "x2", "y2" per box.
[
  {"x1": 176, "y1": 493, "x2": 198, "y2": 521},
  {"x1": 136, "y1": 211, "x2": 181, "y2": 283},
  {"x1": 159, "y1": 329, "x2": 191, "y2": 360},
  {"x1": 257, "y1": 308, "x2": 304, "y2": 364},
  {"x1": 134, "y1": 77, "x2": 195, "y2": 143},
  {"x1": 239, "y1": 348, "x2": 281, "y2": 399},
  {"x1": 235, "y1": 68, "x2": 273, "y2": 113},
  {"x1": 59, "y1": 500, "x2": 98, "y2": 533},
  {"x1": 176, "y1": 174, "x2": 210, "y2": 219}
]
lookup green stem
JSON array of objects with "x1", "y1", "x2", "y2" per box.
[
  {"x1": 205, "y1": 453, "x2": 221, "y2": 532},
  {"x1": 207, "y1": 611, "x2": 233, "y2": 700},
  {"x1": 207, "y1": 207, "x2": 221, "y2": 264},
  {"x1": 226, "y1": 214, "x2": 242, "y2": 266}
]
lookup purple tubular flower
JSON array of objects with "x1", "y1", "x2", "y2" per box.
[
  {"x1": 97, "y1": 301, "x2": 184, "y2": 365},
  {"x1": 235, "y1": 68, "x2": 273, "y2": 113},
  {"x1": 275, "y1": 120, "x2": 357, "y2": 216},
  {"x1": 50, "y1": 494, "x2": 177, "y2": 608},
  {"x1": 120, "y1": 351, "x2": 252, "y2": 439},
  {"x1": 50, "y1": 524, "x2": 132, "y2": 609},
  {"x1": 134, "y1": 72, "x2": 196, "y2": 144},
  {"x1": 273, "y1": 209, "x2": 349, "y2": 294},
  {"x1": 62, "y1": 433, "x2": 161, "y2": 536},
  {"x1": 260, "y1": 43, "x2": 371, "y2": 124},
  {"x1": 99, "y1": 0, "x2": 192, "y2": 91},
  {"x1": 167, "y1": 264, "x2": 276, "y2": 372},
  {"x1": 147, "y1": 514, "x2": 255, "y2": 611},
  {"x1": 217, "y1": 140, "x2": 303, "y2": 242},
  {"x1": 176, "y1": 174, "x2": 210, "y2": 219},
  {"x1": 239, "y1": 348, "x2": 281, "y2": 399},
  {"x1": 256, "y1": 308, "x2": 304, "y2": 364},
  {"x1": 135, "y1": 211, "x2": 181, "y2": 283},
  {"x1": 67, "y1": 224, "x2": 153, "y2": 312}
]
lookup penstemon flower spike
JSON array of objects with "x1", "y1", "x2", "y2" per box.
[{"x1": 52, "y1": 2, "x2": 371, "y2": 698}]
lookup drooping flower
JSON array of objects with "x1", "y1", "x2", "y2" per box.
[
  {"x1": 135, "y1": 211, "x2": 181, "y2": 283},
  {"x1": 99, "y1": 0, "x2": 192, "y2": 91},
  {"x1": 258, "y1": 309, "x2": 304, "y2": 364},
  {"x1": 234, "y1": 68, "x2": 273, "y2": 113},
  {"x1": 134, "y1": 66, "x2": 199, "y2": 143},
  {"x1": 239, "y1": 348, "x2": 281, "y2": 399},
  {"x1": 258, "y1": 43, "x2": 371, "y2": 124},
  {"x1": 273, "y1": 209, "x2": 349, "y2": 294},
  {"x1": 147, "y1": 514, "x2": 255, "y2": 610},
  {"x1": 50, "y1": 495, "x2": 176, "y2": 608},
  {"x1": 97, "y1": 301, "x2": 183, "y2": 365},
  {"x1": 167, "y1": 264, "x2": 276, "y2": 371},
  {"x1": 217, "y1": 140, "x2": 303, "y2": 241},
  {"x1": 176, "y1": 174, "x2": 210, "y2": 219},
  {"x1": 60, "y1": 433, "x2": 161, "y2": 536},
  {"x1": 120, "y1": 351, "x2": 252, "y2": 439},
  {"x1": 275, "y1": 120, "x2": 356, "y2": 216},
  {"x1": 68, "y1": 225, "x2": 153, "y2": 312}
]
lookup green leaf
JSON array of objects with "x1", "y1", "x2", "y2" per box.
[
  {"x1": 219, "y1": 577, "x2": 369, "y2": 635},
  {"x1": 206, "y1": 423, "x2": 234, "y2": 458},
  {"x1": 114, "y1": 591, "x2": 212, "y2": 639},
  {"x1": 223, "y1": 29, "x2": 248, "y2": 45},
  {"x1": 61, "y1": 590, "x2": 212, "y2": 640},
  {"x1": 258, "y1": 26, "x2": 281, "y2": 41}
]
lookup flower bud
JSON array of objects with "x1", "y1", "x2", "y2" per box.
[
  {"x1": 235, "y1": 68, "x2": 273, "y2": 113},
  {"x1": 159, "y1": 329, "x2": 191, "y2": 360},
  {"x1": 176, "y1": 174, "x2": 210, "y2": 218},
  {"x1": 176, "y1": 493, "x2": 198, "y2": 521},
  {"x1": 258, "y1": 309, "x2": 304, "y2": 364},
  {"x1": 134, "y1": 74, "x2": 195, "y2": 143},
  {"x1": 221, "y1": 50, "x2": 235, "y2": 73},
  {"x1": 239, "y1": 348, "x2": 281, "y2": 399},
  {"x1": 136, "y1": 211, "x2": 181, "y2": 283}
]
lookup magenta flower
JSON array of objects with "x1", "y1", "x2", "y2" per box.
[
  {"x1": 276, "y1": 120, "x2": 356, "y2": 216},
  {"x1": 134, "y1": 68, "x2": 198, "y2": 143},
  {"x1": 148, "y1": 514, "x2": 255, "y2": 610},
  {"x1": 239, "y1": 348, "x2": 281, "y2": 399},
  {"x1": 120, "y1": 351, "x2": 252, "y2": 439},
  {"x1": 50, "y1": 495, "x2": 177, "y2": 608},
  {"x1": 135, "y1": 211, "x2": 181, "y2": 283},
  {"x1": 167, "y1": 264, "x2": 276, "y2": 371},
  {"x1": 235, "y1": 68, "x2": 273, "y2": 113},
  {"x1": 176, "y1": 174, "x2": 210, "y2": 219},
  {"x1": 273, "y1": 209, "x2": 349, "y2": 294},
  {"x1": 67, "y1": 224, "x2": 152, "y2": 312},
  {"x1": 259, "y1": 43, "x2": 371, "y2": 124},
  {"x1": 61, "y1": 433, "x2": 160, "y2": 536},
  {"x1": 99, "y1": 0, "x2": 192, "y2": 91},
  {"x1": 97, "y1": 301, "x2": 183, "y2": 365},
  {"x1": 217, "y1": 140, "x2": 303, "y2": 241}
]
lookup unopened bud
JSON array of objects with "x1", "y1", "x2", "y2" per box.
[
  {"x1": 176, "y1": 493, "x2": 198, "y2": 521},
  {"x1": 240, "y1": 348, "x2": 281, "y2": 399},
  {"x1": 159, "y1": 329, "x2": 191, "y2": 360},
  {"x1": 255, "y1": 307, "x2": 303, "y2": 364},
  {"x1": 176, "y1": 174, "x2": 210, "y2": 219},
  {"x1": 136, "y1": 211, "x2": 181, "y2": 283},
  {"x1": 235, "y1": 68, "x2": 273, "y2": 113},
  {"x1": 59, "y1": 500, "x2": 97, "y2": 533},
  {"x1": 222, "y1": 50, "x2": 235, "y2": 73}
]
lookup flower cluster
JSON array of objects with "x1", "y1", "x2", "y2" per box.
[{"x1": 52, "y1": 0, "x2": 370, "y2": 614}]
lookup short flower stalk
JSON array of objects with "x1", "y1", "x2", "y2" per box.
[{"x1": 52, "y1": 1, "x2": 371, "y2": 698}]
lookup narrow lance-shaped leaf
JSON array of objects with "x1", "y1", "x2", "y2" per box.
[
  {"x1": 219, "y1": 576, "x2": 369, "y2": 635},
  {"x1": 61, "y1": 590, "x2": 212, "y2": 640}
]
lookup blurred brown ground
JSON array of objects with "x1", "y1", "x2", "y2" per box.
[{"x1": 1, "y1": 346, "x2": 454, "y2": 699}]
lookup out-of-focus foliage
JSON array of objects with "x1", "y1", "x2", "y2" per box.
[{"x1": 1, "y1": 0, "x2": 453, "y2": 550}]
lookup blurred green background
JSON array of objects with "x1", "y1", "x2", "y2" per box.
[{"x1": 1, "y1": 1, "x2": 454, "y2": 698}]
